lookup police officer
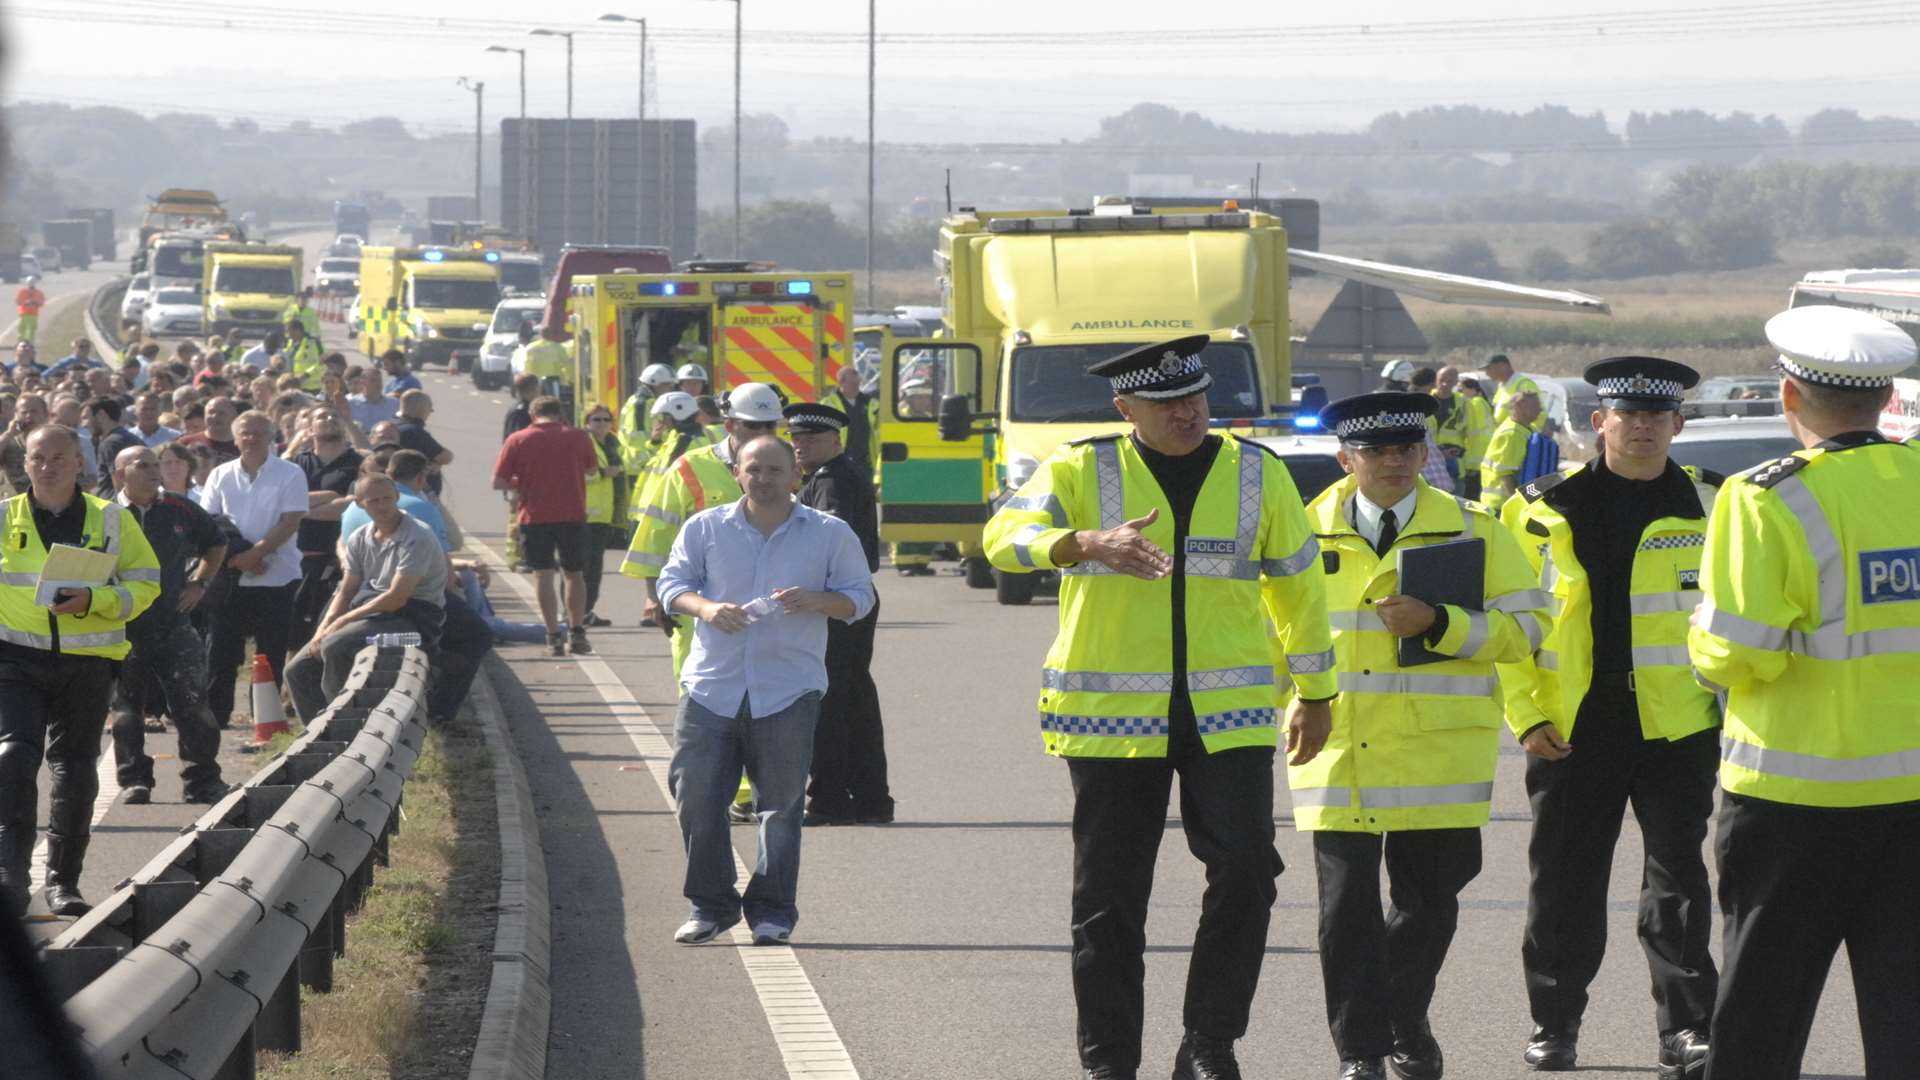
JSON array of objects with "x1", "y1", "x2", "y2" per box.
[
  {"x1": 280, "y1": 316, "x2": 324, "y2": 387},
  {"x1": 1479, "y1": 386, "x2": 1543, "y2": 502},
  {"x1": 1293, "y1": 393, "x2": 1547, "y2": 1080},
  {"x1": 1689, "y1": 306, "x2": 1920, "y2": 1080},
  {"x1": 984, "y1": 335, "x2": 1337, "y2": 1080},
  {"x1": 107, "y1": 445, "x2": 230, "y2": 807},
  {"x1": 0, "y1": 426, "x2": 161, "y2": 916},
  {"x1": 515, "y1": 321, "x2": 573, "y2": 406},
  {"x1": 786, "y1": 401, "x2": 891, "y2": 825},
  {"x1": 1501, "y1": 357, "x2": 1723, "y2": 1076},
  {"x1": 1481, "y1": 353, "x2": 1541, "y2": 428},
  {"x1": 281, "y1": 287, "x2": 322, "y2": 340}
]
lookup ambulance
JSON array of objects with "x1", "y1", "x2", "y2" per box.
[
  {"x1": 200, "y1": 242, "x2": 302, "y2": 341},
  {"x1": 356, "y1": 246, "x2": 503, "y2": 370}
]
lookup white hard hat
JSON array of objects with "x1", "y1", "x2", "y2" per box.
[
  {"x1": 649, "y1": 390, "x2": 699, "y2": 422},
  {"x1": 725, "y1": 382, "x2": 785, "y2": 423},
  {"x1": 900, "y1": 376, "x2": 932, "y2": 392},
  {"x1": 640, "y1": 363, "x2": 676, "y2": 386},
  {"x1": 675, "y1": 363, "x2": 707, "y2": 382},
  {"x1": 1380, "y1": 359, "x2": 1415, "y2": 383},
  {"x1": 25, "y1": 275, "x2": 38, "y2": 285}
]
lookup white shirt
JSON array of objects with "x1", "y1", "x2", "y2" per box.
[
  {"x1": 1351, "y1": 488, "x2": 1418, "y2": 552},
  {"x1": 199, "y1": 454, "x2": 309, "y2": 587}
]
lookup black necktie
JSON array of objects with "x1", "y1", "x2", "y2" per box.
[{"x1": 1376, "y1": 508, "x2": 1399, "y2": 558}]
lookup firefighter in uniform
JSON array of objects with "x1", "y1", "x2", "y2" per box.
[
  {"x1": 0, "y1": 426, "x2": 161, "y2": 917},
  {"x1": 1499, "y1": 357, "x2": 1723, "y2": 1076},
  {"x1": 984, "y1": 335, "x2": 1337, "y2": 1080},
  {"x1": 1479, "y1": 386, "x2": 1543, "y2": 503},
  {"x1": 1690, "y1": 306, "x2": 1920, "y2": 1080},
  {"x1": 622, "y1": 363, "x2": 680, "y2": 444},
  {"x1": 630, "y1": 392, "x2": 714, "y2": 512},
  {"x1": 1293, "y1": 393, "x2": 1547, "y2": 1080}
]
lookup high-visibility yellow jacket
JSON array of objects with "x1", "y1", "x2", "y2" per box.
[
  {"x1": 982, "y1": 433, "x2": 1336, "y2": 758},
  {"x1": 1499, "y1": 461, "x2": 1723, "y2": 743},
  {"x1": 620, "y1": 390, "x2": 654, "y2": 439},
  {"x1": 1289, "y1": 477, "x2": 1547, "y2": 831},
  {"x1": 515, "y1": 339, "x2": 572, "y2": 381},
  {"x1": 1689, "y1": 433, "x2": 1920, "y2": 808},
  {"x1": 626, "y1": 428, "x2": 715, "y2": 521},
  {"x1": 0, "y1": 491, "x2": 161, "y2": 659},
  {"x1": 281, "y1": 301, "x2": 321, "y2": 340},
  {"x1": 1480, "y1": 418, "x2": 1534, "y2": 501},
  {"x1": 1460, "y1": 394, "x2": 1494, "y2": 470},
  {"x1": 620, "y1": 439, "x2": 739, "y2": 580},
  {"x1": 585, "y1": 437, "x2": 616, "y2": 526},
  {"x1": 1431, "y1": 393, "x2": 1469, "y2": 453},
  {"x1": 1492, "y1": 374, "x2": 1541, "y2": 427},
  {"x1": 284, "y1": 336, "x2": 324, "y2": 385}
]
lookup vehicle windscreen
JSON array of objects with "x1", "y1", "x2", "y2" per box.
[
  {"x1": 1009, "y1": 342, "x2": 1263, "y2": 422},
  {"x1": 320, "y1": 259, "x2": 359, "y2": 274},
  {"x1": 1669, "y1": 436, "x2": 1800, "y2": 477},
  {"x1": 413, "y1": 278, "x2": 501, "y2": 310},
  {"x1": 1281, "y1": 453, "x2": 1347, "y2": 502},
  {"x1": 130, "y1": 275, "x2": 150, "y2": 290},
  {"x1": 214, "y1": 266, "x2": 295, "y2": 294},
  {"x1": 151, "y1": 245, "x2": 203, "y2": 278},
  {"x1": 497, "y1": 262, "x2": 545, "y2": 293},
  {"x1": 154, "y1": 289, "x2": 199, "y2": 306},
  {"x1": 490, "y1": 306, "x2": 541, "y2": 335}
]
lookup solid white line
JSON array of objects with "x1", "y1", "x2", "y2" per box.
[
  {"x1": 467, "y1": 536, "x2": 862, "y2": 1080},
  {"x1": 28, "y1": 751, "x2": 121, "y2": 901}
]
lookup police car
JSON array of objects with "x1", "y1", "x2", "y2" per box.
[{"x1": 1668, "y1": 416, "x2": 1799, "y2": 477}]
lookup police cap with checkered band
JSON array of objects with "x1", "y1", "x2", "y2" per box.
[
  {"x1": 1765, "y1": 305, "x2": 1917, "y2": 390},
  {"x1": 1086, "y1": 334, "x2": 1214, "y2": 401},
  {"x1": 1583, "y1": 355, "x2": 1699, "y2": 411},
  {"x1": 1319, "y1": 391, "x2": 1438, "y2": 447}
]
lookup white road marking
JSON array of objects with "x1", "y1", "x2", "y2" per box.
[
  {"x1": 468, "y1": 537, "x2": 862, "y2": 1079},
  {"x1": 28, "y1": 750, "x2": 121, "y2": 897}
]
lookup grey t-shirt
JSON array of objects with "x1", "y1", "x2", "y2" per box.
[{"x1": 345, "y1": 512, "x2": 447, "y2": 609}]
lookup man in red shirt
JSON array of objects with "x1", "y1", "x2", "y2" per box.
[
  {"x1": 176, "y1": 395, "x2": 241, "y2": 468},
  {"x1": 493, "y1": 396, "x2": 599, "y2": 656}
]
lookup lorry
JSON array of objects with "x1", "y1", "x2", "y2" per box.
[
  {"x1": 41, "y1": 220, "x2": 94, "y2": 271},
  {"x1": 138, "y1": 189, "x2": 230, "y2": 249},
  {"x1": 201, "y1": 242, "x2": 303, "y2": 341},
  {"x1": 145, "y1": 233, "x2": 209, "y2": 291},
  {"x1": 67, "y1": 208, "x2": 115, "y2": 260},
  {"x1": 0, "y1": 224, "x2": 22, "y2": 283},
  {"x1": 356, "y1": 246, "x2": 502, "y2": 371},
  {"x1": 571, "y1": 262, "x2": 856, "y2": 428},
  {"x1": 333, "y1": 200, "x2": 371, "y2": 240}
]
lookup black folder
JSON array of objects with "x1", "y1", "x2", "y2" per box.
[{"x1": 1395, "y1": 538, "x2": 1485, "y2": 668}]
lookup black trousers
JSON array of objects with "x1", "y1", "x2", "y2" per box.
[
  {"x1": 806, "y1": 597, "x2": 889, "y2": 819},
  {"x1": 582, "y1": 522, "x2": 617, "y2": 615},
  {"x1": 1705, "y1": 793, "x2": 1920, "y2": 1080},
  {"x1": 286, "y1": 553, "x2": 341, "y2": 656},
  {"x1": 1522, "y1": 691, "x2": 1719, "y2": 1036},
  {"x1": 205, "y1": 581, "x2": 296, "y2": 726},
  {"x1": 1066, "y1": 707, "x2": 1281, "y2": 1072},
  {"x1": 0, "y1": 653, "x2": 118, "y2": 869},
  {"x1": 110, "y1": 627, "x2": 221, "y2": 791},
  {"x1": 1314, "y1": 828, "x2": 1482, "y2": 1059},
  {"x1": 426, "y1": 592, "x2": 493, "y2": 722}
]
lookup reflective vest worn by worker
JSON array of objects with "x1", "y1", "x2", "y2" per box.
[
  {"x1": 1497, "y1": 462, "x2": 1723, "y2": 743},
  {"x1": 515, "y1": 338, "x2": 571, "y2": 382},
  {"x1": 0, "y1": 492, "x2": 161, "y2": 659},
  {"x1": 1289, "y1": 476, "x2": 1547, "y2": 831},
  {"x1": 622, "y1": 438, "x2": 740, "y2": 581},
  {"x1": 585, "y1": 437, "x2": 616, "y2": 527},
  {"x1": 1492, "y1": 374, "x2": 1541, "y2": 427},
  {"x1": 15, "y1": 287, "x2": 45, "y2": 317},
  {"x1": 281, "y1": 301, "x2": 321, "y2": 340},
  {"x1": 1479, "y1": 417, "x2": 1535, "y2": 500},
  {"x1": 1689, "y1": 434, "x2": 1920, "y2": 807},
  {"x1": 982, "y1": 432, "x2": 1336, "y2": 757},
  {"x1": 1430, "y1": 393, "x2": 1469, "y2": 456},
  {"x1": 627, "y1": 427, "x2": 715, "y2": 521},
  {"x1": 283, "y1": 336, "x2": 323, "y2": 385},
  {"x1": 1459, "y1": 394, "x2": 1494, "y2": 473}
]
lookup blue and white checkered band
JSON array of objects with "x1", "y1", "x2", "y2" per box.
[
  {"x1": 1598, "y1": 374, "x2": 1683, "y2": 399},
  {"x1": 1110, "y1": 350, "x2": 1205, "y2": 394},
  {"x1": 1777, "y1": 354, "x2": 1898, "y2": 389},
  {"x1": 1333, "y1": 411, "x2": 1428, "y2": 440}
]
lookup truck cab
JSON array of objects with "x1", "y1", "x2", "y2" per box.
[
  {"x1": 356, "y1": 247, "x2": 503, "y2": 371},
  {"x1": 202, "y1": 242, "x2": 303, "y2": 341}
]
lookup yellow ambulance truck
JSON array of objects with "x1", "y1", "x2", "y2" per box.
[
  {"x1": 201, "y1": 242, "x2": 302, "y2": 342},
  {"x1": 570, "y1": 261, "x2": 857, "y2": 426},
  {"x1": 356, "y1": 246, "x2": 503, "y2": 370}
]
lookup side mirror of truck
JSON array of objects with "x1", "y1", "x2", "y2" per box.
[{"x1": 938, "y1": 394, "x2": 978, "y2": 442}]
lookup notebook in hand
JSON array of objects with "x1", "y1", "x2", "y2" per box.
[{"x1": 1395, "y1": 538, "x2": 1485, "y2": 668}]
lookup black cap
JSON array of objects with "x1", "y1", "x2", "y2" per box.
[
  {"x1": 1086, "y1": 334, "x2": 1213, "y2": 401},
  {"x1": 1320, "y1": 391, "x2": 1438, "y2": 447},
  {"x1": 782, "y1": 401, "x2": 848, "y2": 433},
  {"x1": 1583, "y1": 355, "x2": 1698, "y2": 411},
  {"x1": 1480, "y1": 353, "x2": 1511, "y2": 369}
]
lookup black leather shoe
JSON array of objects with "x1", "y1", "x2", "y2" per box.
[
  {"x1": 183, "y1": 782, "x2": 231, "y2": 805},
  {"x1": 1172, "y1": 1031, "x2": 1241, "y2": 1080},
  {"x1": 43, "y1": 833, "x2": 91, "y2": 917},
  {"x1": 1523, "y1": 1026, "x2": 1578, "y2": 1071},
  {"x1": 1082, "y1": 1067, "x2": 1136, "y2": 1080},
  {"x1": 1389, "y1": 1019, "x2": 1444, "y2": 1080},
  {"x1": 1657, "y1": 1028, "x2": 1708, "y2": 1079},
  {"x1": 1338, "y1": 1060, "x2": 1386, "y2": 1080}
]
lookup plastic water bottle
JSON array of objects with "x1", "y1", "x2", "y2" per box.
[
  {"x1": 367, "y1": 631, "x2": 423, "y2": 648},
  {"x1": 741, "y1": 596, "x2": 780, "y2": 624}
]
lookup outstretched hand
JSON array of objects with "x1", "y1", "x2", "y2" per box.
[{"x1": 1076, "y1": 508, "x2": 1172, "y2": 580}]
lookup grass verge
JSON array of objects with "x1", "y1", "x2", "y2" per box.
[{"x1": 258, "y1": 715, "x2": 499, "y2": 1080}]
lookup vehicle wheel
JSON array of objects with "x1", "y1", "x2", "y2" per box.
[
  {"x1": 994, "y1": 567, "x2": 1036, "y2": 606},
  {"x1": 964, "y1": 556, "x2": 995, "y2": 589}
]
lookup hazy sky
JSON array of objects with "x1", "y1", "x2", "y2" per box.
[{"x1": 12, "y1": 0, "x2": 1920, "y2": 141}]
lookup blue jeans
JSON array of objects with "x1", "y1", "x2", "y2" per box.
[
  {"x1": 459, "y1": 570, "x2": 548, "y2": 645},
  {"x1": 669, "y1": 691, "x2": 821, "y2": 930}
]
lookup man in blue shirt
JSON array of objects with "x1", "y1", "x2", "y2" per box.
[
  {"x1": 43, "y1": 338, "x2": 104, "y2": 378},
  {"x1": 658, "y1": 435, "x2": 875, "y2": 948},
  {"x1": 380, "y1": 349, "x2": 423, "y2": 396}
]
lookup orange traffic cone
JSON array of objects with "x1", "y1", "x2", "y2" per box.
[{"x1": 248, "y1": 653, "x2": 289, "y2": 748}]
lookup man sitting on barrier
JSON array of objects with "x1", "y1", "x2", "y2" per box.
[{"x1": 286, "y1": 473, "x2": 446, "y2": 720}]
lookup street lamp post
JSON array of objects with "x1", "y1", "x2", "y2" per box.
[
  {"x1": 530, "y1": 28, "x2": 575, "y2": 246},
  {"x1": 457, "y1": 77, "x2": 485, "y2": 220},
  {"x1": 598, "y1": 13, "x2": 650, "y2": 246},
  {"x1": 693, "y1": 0, "x2": 742, "y2": 255},
  {"x1": 483, "y1": 45, "x2": 527, "y2": 118},
  {"x1": 486, "y1": 45, "x2": 530, "y2": 243}
]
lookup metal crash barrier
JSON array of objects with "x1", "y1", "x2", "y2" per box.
[{"x1": 40, "y1": 644, "x2": 431, "y2": 1079}]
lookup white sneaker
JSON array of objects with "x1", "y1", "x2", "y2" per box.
[
  {"x1": 672, "y1": 914, "x2": 739, "y2": 945},
  {"x1": 749, "y1": 921, "x2": 792, "y2": 946}
]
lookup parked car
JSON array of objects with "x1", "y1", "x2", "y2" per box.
[
  {"x1": 1547, "y1": 375, "x2": 1602, "y2": 459},
  {"x1": 1253, "y1": 430, "x2": 1347, "y2": 503},
  {"x1": 1668, "y1": 416, "x2": 1799, "y2": 477},
  {"x1": 28, "y1": 247, "x2": 58, "y2": 273},
  {"x1": 330, "y1": 233, "x2": 363, "y2": 258},
  {"x1": 1685, "y1": 375, "x2": 1781, "y2": 419},
  {"x1": 19, "y1": 254, "x2": 42, "y2": 279},
  {"x1": 120, "y1": 272, "x2": 153, "y2": 325},
  {"x1": 476, "y1": 296, "x2": 547, "y2": 390},
  {"x1": 313, "y1": 256, "x2": 360, "y2": 296},
  {"x1": 141, "y1": 286, "x2": 205, "y2": 338}
]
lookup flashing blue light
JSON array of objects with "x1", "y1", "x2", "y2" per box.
[
  {"x1": 786, "y1": 280, "x2": 813, "y2": 295},
  {"x1": 637, "y1": 282, "x2": 680, "y2": 297},
  {"x1": 483, "y1": 251, "x2": 501, "y2": 263},
  {"x1": 664, "y1": 282, "x2": 679, "y2": 296},
  {"x1": 1294, "y1": 414, "x2": 1322, "y2": 430},
  {"x1": 421, "y1": 249, "x2": 446, "y2": 262}
]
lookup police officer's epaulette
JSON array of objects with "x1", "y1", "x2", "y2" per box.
[
  {"x1": 1740, "y1": 454, "x2": 1807, "y2": 490},
  {"x1": 1518, "y1": 471, "x2": 1569, "y2": 504},
  {"x1": 1694, "y1": 467, "x2": 1727, "y2": 489},
  {"x1": 1067, "y1": 433, "x2": 1123, "y2": 447}
]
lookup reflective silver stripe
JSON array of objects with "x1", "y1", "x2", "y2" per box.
[
  {"x1": 1486, "y1": 588, "x2": 1548, "y2": 613},
  {"x1": 1010, "y1": 523, "x2": 1049, "y2": 570},
  {"x1": 1539, "y1": 551, "x2": 1559, "y2": 592},
  {"x1": 1630, "y1": 591, "x2": 1697, "y2": 616},
  {"x1": 0, "y1": 626, "x2": 51, "y2": 649},
  {"x1": 1631, "y1": 645, "x2": 1693, "y2": 669},
  {"x1": 57, "y1": 629, "x2": 124, "y2": 649},
  {"x1": 1194, "y1": 444, "x2": 1266, "y2": 581},
  {"x1": 1512, "y1": 612, "x2": 1546, "y2": 652},
  {"x1": 1359, "y1": 781, "x2": 1494, "y2": 809},
  {"x1": 1791, "y1": 623, "x2": 1920, "y2": 661},
  {"x1": 111, "y1": 587, "x2": 135, "y2": 619},
  {"x1": 1329, "y1": 609, "x2": 1387, "y2": 632},
  {"x1": 1262, "y1": 535, "x2": 1319, "y2": 578},
  {"x1": 1338, "y1": 672, "x2": 1497, "y2": 697},
  {"x1": 0, "y1": 572, "x2": 35, "y2": 586},
  {"x1": 1287, "y1": 648, "x2": 1336, "y2": 675},
  {"x1": 100, "y1": 502, "x2": 122, "y2": 556},
  {"x1": 1288, "y1": 786, "x2": 1351, "y2": 808},
  {"x1": 1063, "y1": 441, "x2": 1127, "y2": 577},
  {"x1": 1694, "y1": 670, "x2": 1728, "y2": 694},
  {"x1": 1040, "y1": 665, "x2": 1274, "y2": 694},
  {"x1": 1722, "y1": 734, "x2": 1920, "y2": 785},
  {"x1": 118, "y1": 567, "x2": 162, "y2": 582},
  {"x1": 1775, "y1": 474, "x2": 1847, "y2": 629},
  {"x1": 1536, "y1": 649, "x2": 1560, "y2": 671},
  {"x1": 1189, "y1": 665, "x2": 1276, "y2": 691},
  {"x1": 1005, "y1": 492, "x2": 1068, "y2": 529},
  {"x1": 1700, "y1": 602, "x2": 1789, "y2": 652},
  {"x1": 639, "y1": 505, "x2": 683, "y2": 527},
  {"x1": 1456, "y1": 611, "x2": 1490, "y2": 660},
  {"x1": 622, "y1": 551, "x2": 666, "y2": 569}
]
